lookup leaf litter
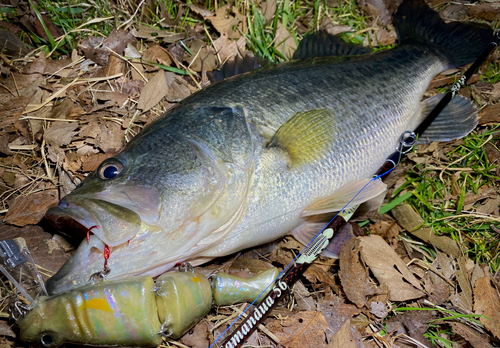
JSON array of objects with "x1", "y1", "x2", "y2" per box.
[{"x1": 0, "y1": 0, "x2": 499, "y2": 347}]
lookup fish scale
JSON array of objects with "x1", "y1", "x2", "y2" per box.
[{"x1": 45, "y1": 0, "x2": 493, "y2": 295}]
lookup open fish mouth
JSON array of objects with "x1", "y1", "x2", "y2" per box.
[{"x1": 45, "y1": 199, "x2": 99, "y2": 241}]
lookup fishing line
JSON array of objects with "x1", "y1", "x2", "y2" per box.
[{"x1": 208, "y1": 166, "x2": 395, "y2": 348}]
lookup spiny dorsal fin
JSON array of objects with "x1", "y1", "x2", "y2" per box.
[
  {"x1": 207, "y1": 53, "x2": 271, "y2": 83},
  {"x1": 268, "y1": 109, "x2": 336, "y2": 167},
  {"x1": 292, "y1": 30, "x2": 372, "y2": 60}
]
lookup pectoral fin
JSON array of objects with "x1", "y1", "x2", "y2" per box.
[
  {"x1": 268, "y1": 109, "x2": 336, "y2": 167},
  {"x1": 301, "y1": 178, "x2": 387, "y2": 217}
]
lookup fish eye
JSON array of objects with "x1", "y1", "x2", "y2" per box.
[
  {"x1": 98, "y1": 160, "x2": 125, "y2": 180},
  {"x1": 40, "y1": 332, "x2": 56, "y2": 347}
]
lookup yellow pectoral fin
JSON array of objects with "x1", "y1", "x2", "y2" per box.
[{"x1": 268, "y1": 109, "x2": 336, "y2": 167}]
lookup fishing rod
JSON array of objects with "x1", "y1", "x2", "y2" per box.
[{"x1": 212, "y1": 29, "x2": 500, "y2": 348}]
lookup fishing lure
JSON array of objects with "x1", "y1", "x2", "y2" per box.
[{"x1": 1, "y1": 241, "x2": 278, "y2": 347}]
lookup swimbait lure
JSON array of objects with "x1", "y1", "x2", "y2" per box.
[{"x1": 16, "y1": 266, "x2": 278, "y2": 347}]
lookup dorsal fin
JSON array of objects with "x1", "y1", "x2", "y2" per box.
[
  {"x1": 292, "y1": 30, "x2": 372, "y2": 60},
  {"x1": 207, "y1": 53, "x2": 271, "y2": 83}
]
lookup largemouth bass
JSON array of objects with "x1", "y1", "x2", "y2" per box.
[{"x1": 46, "y1": 0, "x2": 493, "y2": 295}]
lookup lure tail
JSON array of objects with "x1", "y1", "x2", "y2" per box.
[{"x1": 393, "y1": 0, "x2": 494, "y2": 69}]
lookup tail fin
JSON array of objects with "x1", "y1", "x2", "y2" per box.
[{"x1": 393, "y1": 0, "x2": 494, "y2": 69}]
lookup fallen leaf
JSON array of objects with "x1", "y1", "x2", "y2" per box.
[
  {"x1": 327, "y1": 319, "x2": 357, "y2": 348},
  {"x1": 166, "y1": 76, "x2": 192, "y2": 102},
  {"x1": 392, "y1": 203, "x2": 460, "y2": 257},
  {"x1": 4, "y1": 190, "x2": 58, "y2": 226},
  {"x1": 213, "y1": 33, "x2": 246, "y2": 64},
  {"x1": 475, "y1": 195, "x2": 500, "y2": 215},
  {"x1": 79, "y1": 29, "x2": 135, "y2": 66},
  {"x1": 260, "y1": 0, "x2": 277, "y2": 23},
  {"x1": 359, "y1": 235, "x2": 425, "y2": 301},
  {"x1": 317, "y1": 290, "x2": 362, "y2": 340},
  {"x1": 304, "y1": 264, "x2": 338, "y2": 291},
  {"x1": 267, "y1": 311, "x2": 327, "y2": 348},
  {"x1": 132, "y1": 25, "x2": 185, "y2": 42},
  {"x1": 44, "y1": 122, "x2": 79, "y2": 147},
  {"x1": 274, "y1": 23, "x2": 297, "y2": 59},
  {"x1": 449, "y1": 322, "x2": 493, "y2": 348},
  {"x1": 479, "y1": 104, "x2": 500, "y2": 125},
  {"x1": 398, "y1": 310, "x2": 435, "y2": 347},
  {"x1": 368, "y1": 220, "x2": 400, "y2": 248},
  {"x1": 96, "y1": 121, "x2": 124, "y2": 153},
  {"x1": 339, "y1": 238, "x2": 378, "y2": 308},
  {"x1": 206, "y1": 5, "x2": 241, "y2": 39},
  {"x1": 468, "y1": 3, "x2": 500, "y2": 21},
  {"x1": 369, "y1": 301, "x2": 387, "y2": 319},
  {"x1": 137, "y1": 71, "x2": 169, "y2": 112},
  {"x1": 358, "y1": 0, "x2": 401, "y2": 25},
  {"x1": 0, "y1": 29, "x2": 29, "y2": 57},
  {"x1": 474, "y1": 275, "x2": 500, "y2": 339},
  {"x1": 180, "y1": 321, "x2": 209, "y2": 348},
  {"x1": 293, "y1": 280, "x2": 316, "y2": 311},
  {"x1": 454, "y1": 256, "x2": 473, "y2": 312},
  {"x1": 142, "y1": 45, "x2": 173, "y2": 69}
]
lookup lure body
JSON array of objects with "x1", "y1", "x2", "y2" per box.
[{"x1": 18, "y1": 268, "x2": 278, "y2": 346}]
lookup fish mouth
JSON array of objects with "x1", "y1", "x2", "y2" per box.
[
  {"x1": 45, "y1": 199, "x2": 98, "y2": 241},
  {"x1": 45, "y1": 198, "x2": 145, "y2": 295}
]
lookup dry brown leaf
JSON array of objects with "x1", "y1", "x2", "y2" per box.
[
  {"x1": 468, "y1": 3, "x2": 500, "y2": 21},
  {"x1": 392, "y1": 203, "x2": 460, "y2": 257},
  {"x1": 260, "y1": 0, "x2": 277, "y2": 23},
  {"x1": 304, "y1": 264, "x2": 338, "y2": 291},
  {"x1": 359, "y1": 235, "x2": 424, "y2": 301},
  {"x1": 132, "y1": 25, "x2": 185, "y2": 42},
  {"x1": 267, "y1": 311, "x2": 327, "y2": 348},
  {"x1": 4, "y1": 190, "x2": 58, "y2": 226},
  {"x1": 179, "y1": 321, "x2": 209, "y2": 348},
  {"x1": 398, "y1": 310, "x2": 434, "y2": 347},
  {"x1": 44, "y1": 122, "x2": 79, "y2": 147},
  {"x1": 327, "y1": 319, "x2": 357, "y2": 348},
  {"x1": 475, "y1": 195, "x2": 500, "y2": 215},
  {"x1": 317, "y1": 290, "x2": 362, "y2": 340},
  {"x1": 479, "y1": 104, "x2": 500, "y2": 125},
  {"x1": 474, "y1": 275, "x2": 500, "y2": 339},
  {"x1": 274, "y1": 23, "x2": 297, "y2": 59},
  {"x1": 79, "y1": 29, "x2": 135, "y2": 66},
  {"x1": 206, "y1": 5, "x2": 241, "y2": 39},
  {"x1": 213, "y1": 33, "x2": 246, "y2": 64},
  {"x1": 368, "y1": 28, "x2": 396, "y2": 47},
  {"x1": 454, "y1": 256, "x2": 473, "y2": 312},
  {"x1": 339, "y1": 238, "x2": 378, "y2": 308},
  {"x1": 293, "y1": 280, "x2": 316, "y2": 311},
  {"x1": 368, "y1": 220, "x2": 400, "y2": 248},
  {"x1": 449, "y1": 322, "x2": 493, "y2": 348},
  {"x1": 96, "y1": 122, "x2": 124, "y2": 153},
  {"x1": 185, "y1": 39, "x2": 217, "y2": 72},
  {"x1": 137, "y1": 71, "x2": 169, "y2": 112},
  {"x1": 369, "y1": 301, "x2": 387, "y2": 319},
  {"x1": 142, "y1": 45, "x2": 173, "y2": 69},
  {"x1": 166, "y1": 77, "x2": 192, "y2": 102}
]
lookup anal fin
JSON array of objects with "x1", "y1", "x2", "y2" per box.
[{"x1": 301, "y1": 178, "x2": 387, "y2": 217}]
